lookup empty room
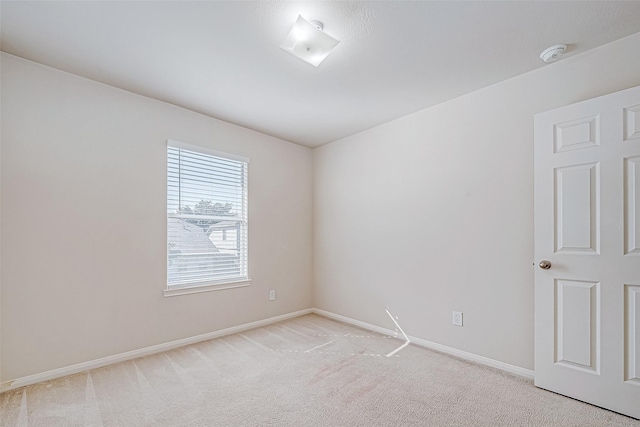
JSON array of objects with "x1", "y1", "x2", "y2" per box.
[{"x1": 1, "y1": 1, "x2": 640, "y2": 425}]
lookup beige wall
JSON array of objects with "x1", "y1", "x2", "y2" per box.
[
  {"x1": 0, "y1": 52, "x2": 3, "y2": 381},
  {"x1": 3, "y1": 31, "x2": 640, "y2": 382},
  {"x1": 0, "y1": 54, "x2": 313, "y2": 381},
  {"x1": 313, "y1": 32, "x2": 640, "y2": 370}
]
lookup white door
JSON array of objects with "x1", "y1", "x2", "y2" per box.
[{"x1": 534, "y1": 85, "x2": 640, "y2": 419}]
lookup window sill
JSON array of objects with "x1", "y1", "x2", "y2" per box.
[{"x1": 163, "y1": 279, "x2": 251, "y2": 297}]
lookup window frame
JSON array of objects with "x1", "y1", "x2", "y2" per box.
[{"x1": 164, "y1": 139, "x2": 250, "y2": 297}]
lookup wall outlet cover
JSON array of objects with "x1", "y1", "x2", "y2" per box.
[{"x1": 453, "y1": 311, "x2": 463, "y2": 326}]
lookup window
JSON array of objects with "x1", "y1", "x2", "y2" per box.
[{"x1": 166, "y1": 140, "x2": 249, "y2": 295}]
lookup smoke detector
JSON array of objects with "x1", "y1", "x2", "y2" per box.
[{"x1": 540, "y1": 44, "x2": 567, "y2": 63}]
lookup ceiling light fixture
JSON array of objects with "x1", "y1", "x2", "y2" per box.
[
  {"x1": 539, "y1": 44, "x2": 567, "y2": 63},
  {"x1": 280, "y1": 15, "x2": 340, "y2": 67}
]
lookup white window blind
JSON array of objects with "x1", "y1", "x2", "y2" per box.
[{"x1": 167, "y1": 142, "x2": 248, "y2": 289}]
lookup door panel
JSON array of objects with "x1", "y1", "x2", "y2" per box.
[
  {"x1": 624, "y1": 105, "x2": 640, "y2": 141},
  {"x1": 555, "y1": 279, "x2": 599, "y2": 372},
  {"x1": 554, "y1": 115, "x2": 599, "y2": 153},
  {"x1": 626, "y1": 284, "x2": 640, "y2": 385},
  {"x1": 625, "y1": 157, "x2": 640, "y2": 255},
  {"x1": 535, "y1": 84, "x2": 640, "y2": 419},
  {"x1": 554, "y1": 163, "x2": 599, "y2": 253}
]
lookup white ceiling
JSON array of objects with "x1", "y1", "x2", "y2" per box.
[{"x1": 2, "y1": 1, "x2": 640, "y2": 148}]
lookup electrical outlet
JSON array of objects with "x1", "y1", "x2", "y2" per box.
[
  {"x1": 269, "y1": 290, "x2": 276, "y2": 301},
  {"x1": 452, "y1": 311, "x2": 463, "y2": 326}
]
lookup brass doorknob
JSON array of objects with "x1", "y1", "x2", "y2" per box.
[{"x1": 539, "y1": 260, "x2": 552, "y2": 270}]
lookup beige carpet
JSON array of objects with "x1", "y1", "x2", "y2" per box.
[{"x1": 1, "y1": 314, "x2": 639, "y2": 426}]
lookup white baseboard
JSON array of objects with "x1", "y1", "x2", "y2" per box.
[
  {"x1": 0, "y1": 308, "x2": 312, "y2": 393},
  {"x1": 1, "y1": 307, "x2": 533, "y2": 393},
  {"x1": 312, "y1": 308, "x2": 400, "y2": 338},
  {"x1": 312, "y1": 308, "x2": 534, "y2": 380}
]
